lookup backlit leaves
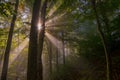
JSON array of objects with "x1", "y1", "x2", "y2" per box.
[{"x1": 0, "y1": 2, "x2": 14, "y2": 17}]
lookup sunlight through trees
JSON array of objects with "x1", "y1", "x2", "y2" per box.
[{"x1": 0, "y1": 0, "x2": 120, "y2": 80}]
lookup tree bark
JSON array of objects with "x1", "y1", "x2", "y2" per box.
[
  {"x1": 37, "y1": 0, "x2": 48, "y2": 80},
  {"x1": 1, "y1": 0, "x2": 19, "y2": 80},
  {"x1": 46, "y1": 39, "x2": 52, "y2": 75},
  {"x1": 91, "y1": 0, "x2": 112, "y2": 80},
  {"x1": 27, "y1": 0, "x2": 41, "y2": 80},
  {"x1": 56, "y1": 43, "x2": 59, "y2": 71},
  {"x1": 62, "y1": 31, "x2": 65, "y2": 65}
]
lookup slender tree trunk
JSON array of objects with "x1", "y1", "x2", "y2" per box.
[
  {"x1": 91, "y1": 0, "x2": 112, "y2": 80},
  {"x1": 99, "y1": 1, "x2": 113, "y2": 79},
  {"x1": 0, "y1": 0, "x2": 19, "y2": 80},
  {"x1": 27, "y1": 0, "x2": 41, "y2": 80},
  {"x1": 17, "y1": 29, "x2": 19, "y2": 50},
  {"x1": 46, "y1": 39, "x2": 52, "y2": 75},
  {"x1": 37, "y1": 0, "x2": 47, "y2": 80},
  {"x1": 56, "y1": 43, "x2": 59, "y2": 71},
  {"x1": 0, "y1": 52, "x2": 4, "y2": 66},
  {"x1": 62, "y1": 32, "x2": 65, "y2": 65}
]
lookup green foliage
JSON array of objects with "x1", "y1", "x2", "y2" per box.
[
  {"x1": 0, "y1": 28, "x2": 8, "y2": 48},
  {"x1": 50, "y1": 60, "x2": 81, "y2": 80},
  {"x1": 57, "y1": 0, "x2": 78, "y2": 13},
  {"x1": 110, "y1": 14, "x2": 120, "y2": 50},
  {"x1": 97, "y1": 0, "x2": 120, "y2": 13},
  {"x1": 0, "y1": 2, "x2": 14, "y2": 17},
  {"x1": 50, "y1": 56, "x2": 106, "y2": 80},
  {"x1": 25, "y1": 0, "x2": 34, "y2": 9}
]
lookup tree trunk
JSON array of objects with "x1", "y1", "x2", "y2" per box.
[
  {"x1": 91, "y1": 0, "x2": 112, "y2": 80},
  {"x1": 37, "y1": 0, "x2": 48, "y2": 80},
  {"x1": 0, "y1": 0, "x2": 19, "y2": 80},
  {"x1": 0, "y1": 52, "x2": 4, "y2": 67},
  {"x1": 56, "y1": 43, "x2": 59, "y2": 71},
  {"x1": 27, "y1": 0, "x2": 41, "y2": 80},
  {"x1": 62, "y1": 31, "x2": 65, "y2": 65},
  {"x1": 46, "y1": 39, "x2": 52, "y2": 75}
]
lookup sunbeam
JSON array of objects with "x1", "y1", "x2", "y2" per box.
[
  {"x1": 46, "y1": 12, "x2": 66, "y2": 27},
  {"x1": 47, "y1": 1, "x2": 62, "y2": 17},
  {"x1": 46, "y1": 21, "x2": 72, "y2": 28},
  {"x1": 9, "y1": 38, "x2": 29, "y2": 67},
  {"x1": 45, "y1": 32, "x2": 70, "y2": 56},
  {"x1": 45, "y1": 32, "x2": 62, "y2": 53}
]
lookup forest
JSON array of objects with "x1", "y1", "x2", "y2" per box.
[{"x1": 0, "y1": 0, "x2": 120, "y2": 80}]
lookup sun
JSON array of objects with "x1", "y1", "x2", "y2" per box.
[{"x1": 38, "y1": 22, "x2": 42, "y2": 30}]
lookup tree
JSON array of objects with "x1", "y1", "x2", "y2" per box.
[
  {"x1": 27, "y1": 0, "x2": 41, "y2": 80},
  {"x1": 46, "y1": 39, "x2": 53, "y2": 75},
  {"x1": 37, "y1": 0, "x2": 48, "y2": 80},
  {"x1": 1, "y1": 0, "x2": 19, "y2": 80},
  {"x1": 91, "y1": 0, "x2": 112, "y2": 80},
  {"x1": 61, "y1": 31, "x2": 65, "y2": 65}
]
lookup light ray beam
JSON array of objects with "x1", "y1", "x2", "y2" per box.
[
  {"x1": 47, "y1": 1, "x2": 62, "y2": 17},
  {"x1": 9, "y1": 38, "x2": 29, "y2": 67}
]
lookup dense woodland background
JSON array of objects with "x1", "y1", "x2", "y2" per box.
[{"x1": 0, "y1": 0, "x2": 120, "y2": 80}]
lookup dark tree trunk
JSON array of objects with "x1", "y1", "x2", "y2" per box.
[
  {"x1": 62, "y1": 32, "x2": 65, "y2": 65},
  {"x1": 56, "y1": 45, "x2": 59, "y2": 71},
  {"x1": 27, "y1": 0, "x2": 41, "y2": 80},
  {"x1": 37, "y1": 0, "x2": 48, "y2": 80},
  {"x1": 91, "y1": 0, "x2": 112, "y2": 80},
  {"x1": 0, "y1": 0, "x2": 19, "y2": 80}
]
